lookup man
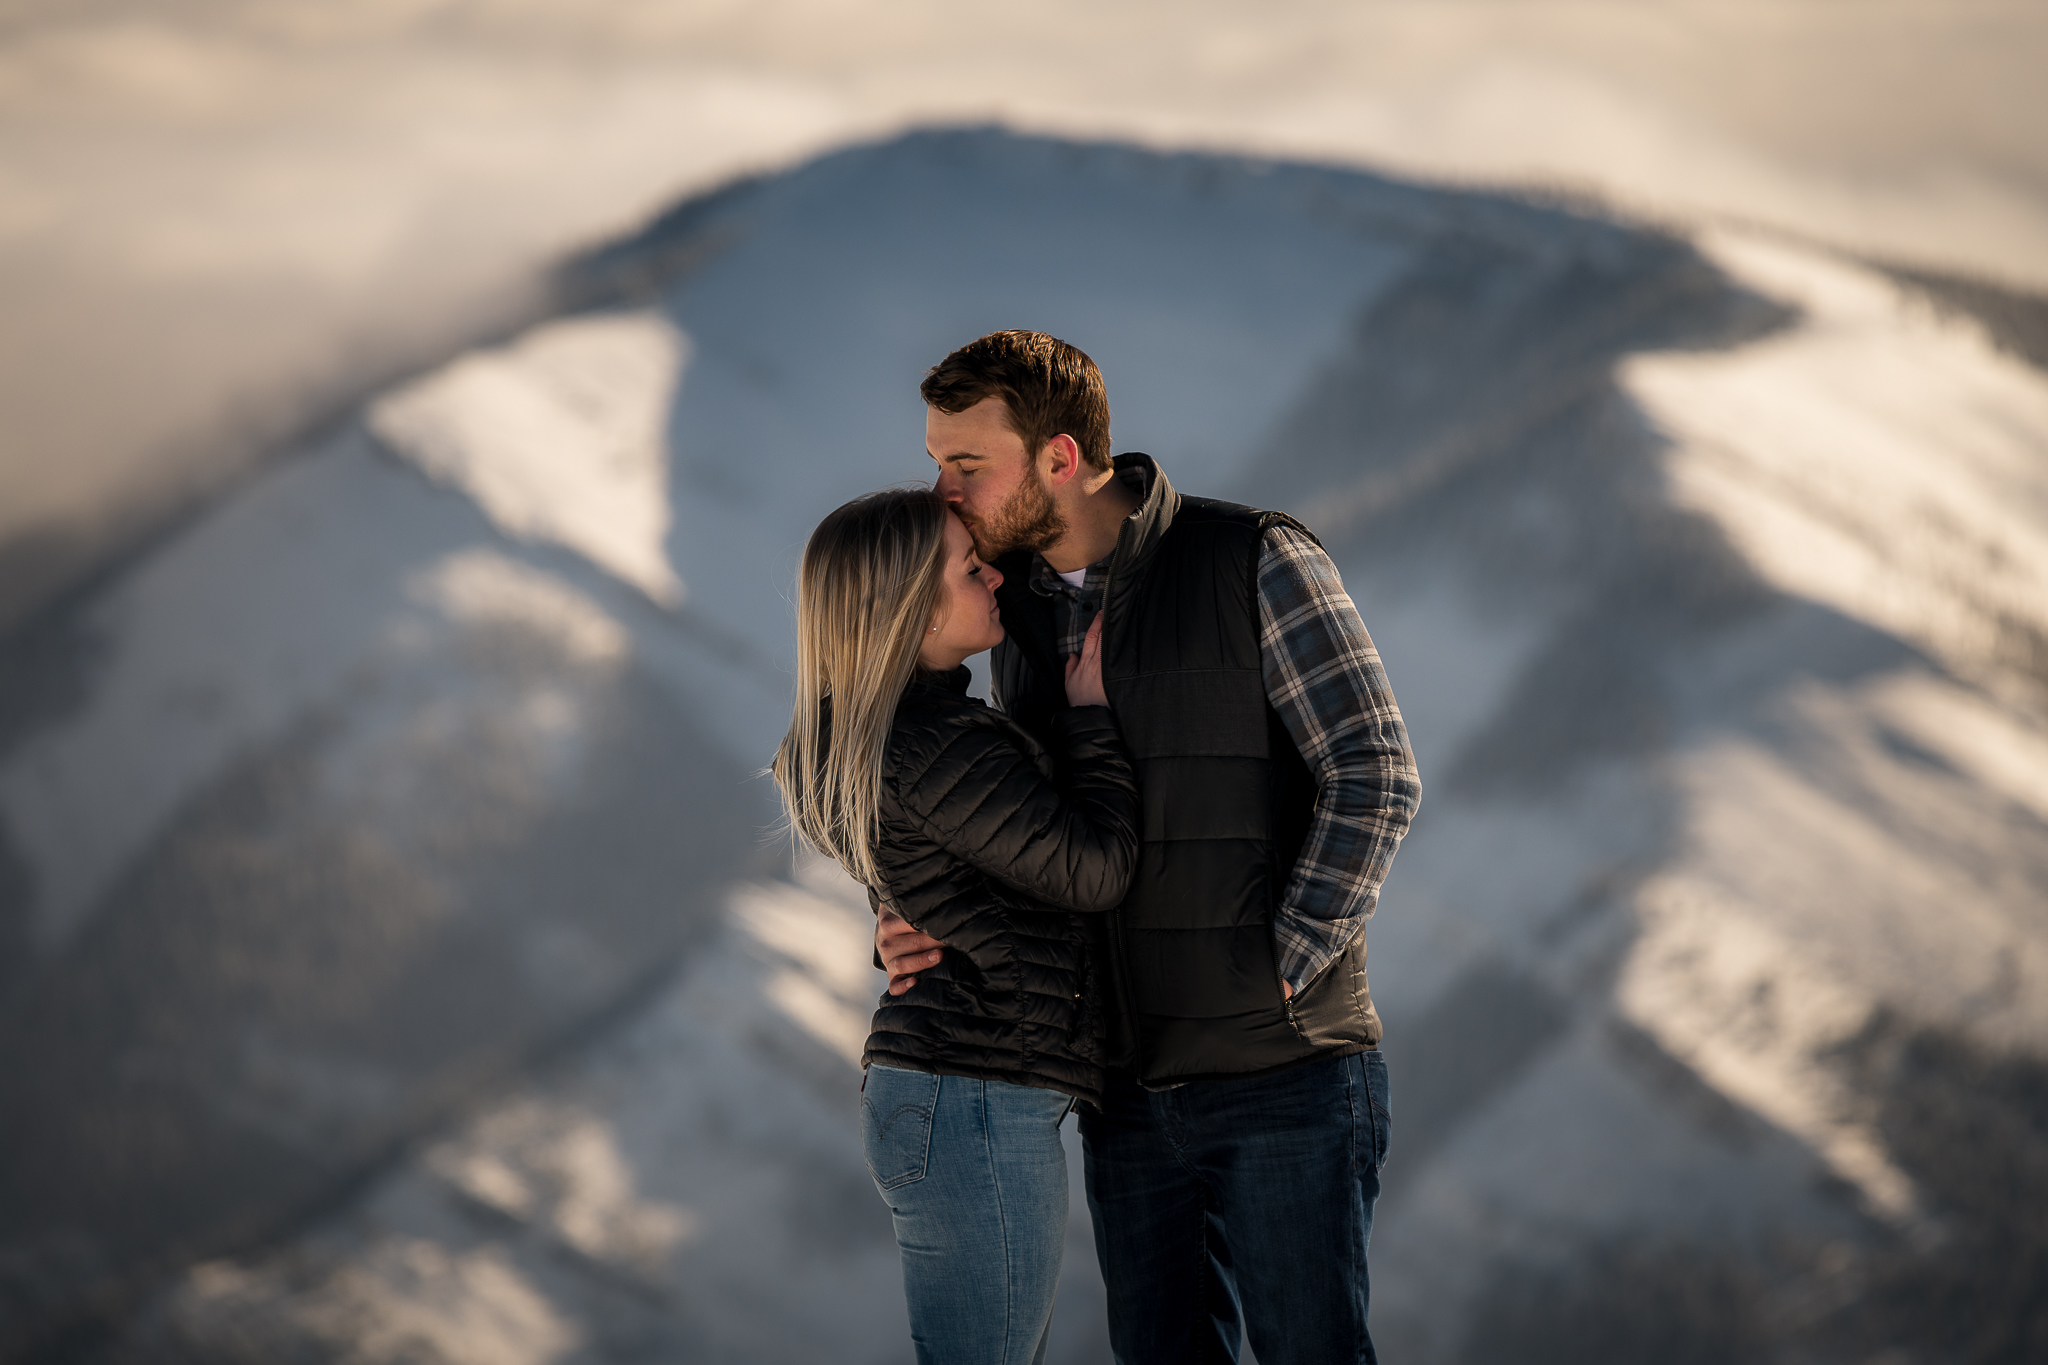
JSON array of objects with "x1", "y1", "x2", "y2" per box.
[{"x1": 876, "y1": 330, "x2": 1420, "y2": 1364}]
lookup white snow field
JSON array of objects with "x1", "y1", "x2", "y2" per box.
[{"x1": 1, "y1": 129, "x2": 2045, "y2": 1363}]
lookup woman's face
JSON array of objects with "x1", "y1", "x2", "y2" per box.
[{"x1": 919, "y1": 511, "x2": 1005, "y2": 670}]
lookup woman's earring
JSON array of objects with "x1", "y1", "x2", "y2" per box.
[{"x1": 929, "y1": 625, "x2": 939, "y2": 633}]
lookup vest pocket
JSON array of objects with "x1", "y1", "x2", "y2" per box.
[
  {"x1": 861, "y1": 1066, "x2": 941, "y2": 1190},
  {"x1": 1287, "y1": 940, "x2": 1376, "y2": 1047}
]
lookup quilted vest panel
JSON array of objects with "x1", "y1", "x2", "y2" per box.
[{"x1": 992, "y1": 463, "x2": 1379, "y2": 1084}]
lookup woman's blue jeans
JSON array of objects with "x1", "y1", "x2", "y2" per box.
[{"x1": 862, "y1": 1065, "x2": 1077, "y2": 1365}]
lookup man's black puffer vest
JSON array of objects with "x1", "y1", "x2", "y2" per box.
[
  {"x1": 860, "y1": 668, "x2": 1139, "y2": 1109},
  {"x1": 991, "y1": 454, "x2": 1381, "y2": 1087}
]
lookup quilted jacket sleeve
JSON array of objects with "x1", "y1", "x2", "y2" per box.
[{"x1": 891, "y1": 706, "x2": 1138, "y2": 913}]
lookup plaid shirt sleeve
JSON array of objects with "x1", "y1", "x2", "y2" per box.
[{"x1": 1258, "y1": 526, "x2": 1422, "y2": 995}]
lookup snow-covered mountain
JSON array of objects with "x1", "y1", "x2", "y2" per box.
[{"x1": 2, "y1": 128, "x2": 2044, "y2": 1363}]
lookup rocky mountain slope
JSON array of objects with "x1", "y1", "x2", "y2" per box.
[{"x1": 2, "y1": 128, "x2": 2044, "y2": 1363}]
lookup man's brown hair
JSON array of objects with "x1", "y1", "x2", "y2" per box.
[{"x1": 920, "y1": 331, "x2": 1113, "y2": 473}]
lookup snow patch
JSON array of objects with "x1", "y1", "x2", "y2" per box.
[
  {"x1": 373, "y1": 312, "x2": 688, "y2": 607},
  {"x1": 152, "y1": 866, "x2": 916, "y2": 1364},
  {"x1": 176, "y1": 1242, "x2": 582, "y2": 1365},
  {"x1": 1631, "y1": 229, "x2": 2048, "y2": 704}
]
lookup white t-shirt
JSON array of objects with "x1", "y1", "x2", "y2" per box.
[{"x1": 1057, "y1": 566, "x2": 1089, "y2": 590}]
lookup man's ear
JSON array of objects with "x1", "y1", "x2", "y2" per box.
[{"x1": 1042, "y1": 434, "x2": 1084, "y2": 486}]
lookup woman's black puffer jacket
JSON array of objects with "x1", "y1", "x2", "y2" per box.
[{"x1": 860, "y1": 666, "x2": 1138, "y2": 1108}]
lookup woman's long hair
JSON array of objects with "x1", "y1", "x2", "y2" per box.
[{"x1": 773, "y1": 488, "x2": 951, "y2": 888}]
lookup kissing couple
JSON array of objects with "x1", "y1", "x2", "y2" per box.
[{"x1": 772, "y1": 331, "x2": 1421, "y2": 1364}]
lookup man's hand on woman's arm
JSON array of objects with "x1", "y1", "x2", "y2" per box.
[{"x1": 876, "y1": 905, "x2": 945, "y2": 996}]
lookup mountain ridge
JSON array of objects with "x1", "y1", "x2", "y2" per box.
[{"x1": 1, "y1": 126, "x2": 2043, "y2": 1363}]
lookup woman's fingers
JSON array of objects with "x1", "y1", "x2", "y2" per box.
[
  {"x1": 1064, "y1": 616, "x2": 1103, "y2": 673},
  {"x1": 1065, "y1": 611, "x2": 1109, "y2": 707}
]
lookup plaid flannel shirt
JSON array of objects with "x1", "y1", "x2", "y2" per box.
[{"x1": 1024, "y1": 525, "x2": 1420, "y2": 993}]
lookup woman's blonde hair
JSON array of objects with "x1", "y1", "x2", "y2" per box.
[{"x1": 773, "y1": 488, "x2": 952, "y2": 888}]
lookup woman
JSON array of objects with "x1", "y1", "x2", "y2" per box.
[{"x1": 772, "y1": 488, "x2": 1136, "y2": 1365}]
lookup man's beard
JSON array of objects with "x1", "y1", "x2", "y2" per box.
[{"x1": 969, "y1": 467, "x2": 1067, "y2": 559}]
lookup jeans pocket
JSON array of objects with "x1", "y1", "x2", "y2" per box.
[
  {"x1": 1363, "y1": 1050, "x2": 1392, "y2": 1171},
  {"x1": 861, "y1": 1066, "x2": 942, "y2": 1190}
]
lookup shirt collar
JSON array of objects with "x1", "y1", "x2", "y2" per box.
[{"x1": 1028, "y1": 552, "x2": 1109, "y2": 600}]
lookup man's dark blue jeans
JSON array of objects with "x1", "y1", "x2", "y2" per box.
[{"x1": 1078, "y1": 1049, "x2": 1391, "y2": 1365}]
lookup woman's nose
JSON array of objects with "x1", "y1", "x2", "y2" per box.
[{"x1": 984, "y1": 567, "x2": 1003, "y2": 591}]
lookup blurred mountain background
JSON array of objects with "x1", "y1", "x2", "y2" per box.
[{"x1": 2, "y1": 4, "x2": 2046, "y2": 1363}]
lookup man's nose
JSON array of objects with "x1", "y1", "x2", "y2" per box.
[{"x1": 931, "y1": 467, "x2": 962, "y2": 501}]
